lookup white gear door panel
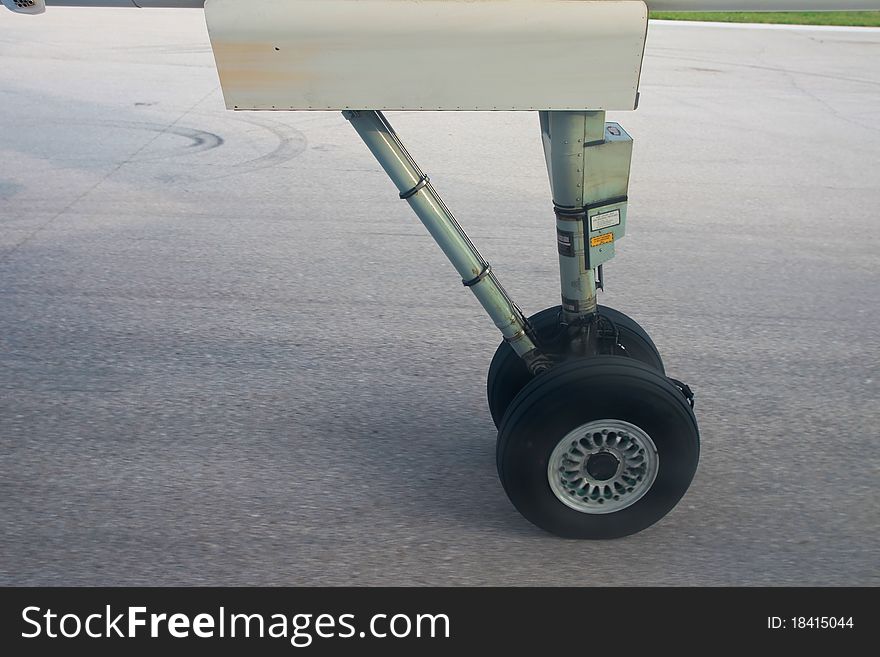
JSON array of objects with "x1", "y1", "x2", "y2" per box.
[{"x1": 205, "y1": 0, "x2": 650, "y2": 111}]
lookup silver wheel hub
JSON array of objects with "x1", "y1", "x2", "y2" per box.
[{"x1": 547, "y1": 419, "x2": 659, "y2": 514}]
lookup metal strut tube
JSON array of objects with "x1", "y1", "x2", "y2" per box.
[
  {"x1": 344, "y1": 110, "x2": 545, "y2": 369},
  {"x1": 541, "y1": 110, "x2": 606, "y2": 324}
]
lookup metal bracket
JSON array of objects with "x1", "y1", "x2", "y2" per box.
[
  {"x1": 399, "y1": 175, "x2": 429, "y2": 200},
  {"x1": 462, "y1": 263, "x2": 492, "y2": 288},
  {"x1": 669, "y1": 378, "x2": 696, "y2": 409}
]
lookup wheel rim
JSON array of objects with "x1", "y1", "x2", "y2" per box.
[{"x1": 547, "y1": 419, "x2": 659, "y2": 515}]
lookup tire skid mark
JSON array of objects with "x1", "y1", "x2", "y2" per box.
[
  {"x1": 40, "y1": 119, "x2": 224, "y2": 161},
  {"x1": 35, "y1": 114, "x2": 307, "y2": 183},
  {"x1": 173, "y1": 112, "x2": 308, "y2": 182}
]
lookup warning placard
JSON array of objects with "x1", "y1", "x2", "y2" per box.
[
  {"x1": 590, "y1": 233, "x2": 614, "y2": 248},
  {"x1": 590, "y1": 209, "x2": 621, "y2": 232}
]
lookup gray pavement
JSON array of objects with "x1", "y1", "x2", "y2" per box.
[{"x1": 1, "y1": 10, "x2": 878, "y2": 585}]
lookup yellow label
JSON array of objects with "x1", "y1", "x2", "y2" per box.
[{"x1": 590, "y1": 233, "x2": 614, "y2": 248}]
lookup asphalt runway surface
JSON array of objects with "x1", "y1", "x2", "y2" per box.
[{"x1": 1, "y1": 11, "x2": 878, "y2": 586}]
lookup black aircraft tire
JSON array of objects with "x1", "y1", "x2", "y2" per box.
[
  {"x1": 496, "y1": 356, "x2": 699, "y2": 539},
  {"x1": 486, "y1": 305, "x2": 664, "y2": 427}
]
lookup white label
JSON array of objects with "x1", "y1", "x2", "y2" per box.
[{"x1": 590, "y1": 209, "x2": 621, "y2": 232}]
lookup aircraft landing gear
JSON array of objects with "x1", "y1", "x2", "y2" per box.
[{"x1": 345, "y1": 108, "x2": 699, "y2": 539}]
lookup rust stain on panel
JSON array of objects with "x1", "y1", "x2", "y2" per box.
[{"x1": 211, "y1": 40, "x2": 319, "y2": 91}]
